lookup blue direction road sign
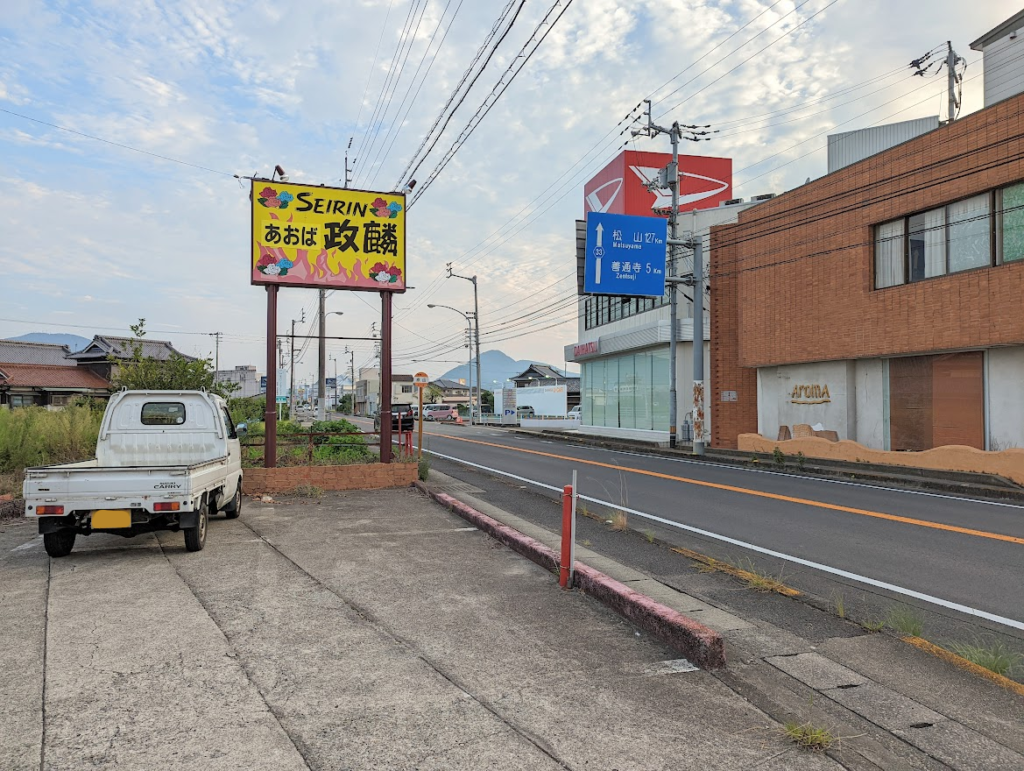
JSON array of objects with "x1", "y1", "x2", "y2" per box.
[
  {"x1": 260, "y1": 376, "x2": 267, "y2": 393},
  {"x1": 326, "y1": 377, "x2": 337, "y2": 388},
  {"x1": 584, "y1": 212, "x2": 667, "y2": 297}
]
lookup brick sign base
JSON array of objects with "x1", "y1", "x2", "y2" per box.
[{"x1": 243, "y1": 463, "x2": 418, "y2": 494}]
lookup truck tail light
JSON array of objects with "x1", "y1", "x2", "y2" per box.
[
  {"x1": 154, "y1": 502, "x2": 180, "y2": 512},
  {"x1": 36, "y1": 506, "x2": 65, "y2": 515}
]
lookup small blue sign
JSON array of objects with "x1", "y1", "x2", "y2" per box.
[
  {"x1": 326, "y1": 378, "x2": 337, "y2": 388},
  {"x1": 584, "y1": 212, "x2": 667, "y2": 297},
  {"x1": 260, "y1": 376, "x2": 267, "y2": 393}
]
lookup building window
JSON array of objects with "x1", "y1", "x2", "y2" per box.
[
  {"x1": 999, "y1": 182, "x2": 1024, "y2": 262},
  {"x1": 872, "y1": 185, "x2": 1024, "y2": 288},
  {"x1": 947, "y1": 194, "x2": 991, "y2": 273},
  {"x1": 9, "y1": 394, "x2": 35, "y2": 408},
  {"x1": 401, "y1": 385, "x2": 413, "y2": 393},
  {"x1": 875, "y1": 219, "x2": 905, "y2": 288},
  {"x1": 908, "y1": 209, "x2": 945, "y2": 281}
]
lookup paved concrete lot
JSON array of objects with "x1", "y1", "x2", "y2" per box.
[{"x1": 0, "y1": 488, "x2": 834, "y2": 771}]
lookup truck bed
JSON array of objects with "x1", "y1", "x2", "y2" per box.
[{"x1": 23, "y1": 456, "x2": 231, "y2": 515}]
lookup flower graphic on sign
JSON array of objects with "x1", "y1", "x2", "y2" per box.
[
  {"x1": 370, "y1": 197, "x2": 403, "y2": 219},
  {"x1": 257, "y1": 187, "x2": 293, "y2": 209},
  {"x1": 369, "y1": 261, "x2": 402, "y2": 284},
  {"x1": 257, "y1": 252, "x2": 294, "y2": 276}
]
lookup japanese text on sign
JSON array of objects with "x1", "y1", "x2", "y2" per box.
[{"x1": 251, "y1": 181, "x2": 406, "y2": 292}]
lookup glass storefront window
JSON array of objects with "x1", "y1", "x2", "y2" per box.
[{"x1": 582, "y1": 350, "x2": 670, "y2": 432}]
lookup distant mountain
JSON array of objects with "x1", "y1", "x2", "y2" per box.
[
  {"x1": 439, "y1": 350, "x2": 570, "y2": 391},
  {"x1": 4, "y1": 332, "x2": 92, "y2": 352}
]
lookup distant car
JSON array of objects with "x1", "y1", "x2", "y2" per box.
[
  {"x1": 516, "y1": 406, "x2": 535, "y2": 419},
  {"x1": 568, "y1": 406, "x2": 581, "y2": 420},
  {"x1": 423, "y1": 404, "x2": 457, "y2": 421},
  {"x1": 374, "y1": 404, "x2": 414, "y2": 432}
]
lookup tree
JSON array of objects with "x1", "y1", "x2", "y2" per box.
[
  {"x1": 424, "y1": 385, "x2": 443, "y2": 405},
  {"x1": 110, "y1": 319, "x2": 238, "y2": 398},
  {"x1": 481, "y1": 389, "x2": 494, "y2": 413}
]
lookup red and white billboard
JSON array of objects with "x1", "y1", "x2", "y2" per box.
[{"x1": 583, "y1": 150, "x2": 732, "y2": 217}]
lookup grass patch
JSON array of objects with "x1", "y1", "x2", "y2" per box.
[
  {"x1": 783, "y1": 721, "x2": 835, "y2": 752},
  {"x1": 672, "y1": 547, "x2": 800, "y2": 597},
  {"x1": 609, "y1": 510, "x2": 628, "y2": 531},
  {"x1": 887, "y1": 605, "x2": 924, "y2": 637},
  {"x1": 418, "y1": 456, "x2": 430, "y2": 481},
  {"x1": 737, "y1": 559, "x2": 790, "y2": 593},
  {"x1": 862, "y1": 619, "x2": 885, "y2": 633},
  {"x1": 0, "y1": 405, "x2": 103, "y2": 484},
  {"x1": 831, "y1": 591, "x2": 846, "y2": 619},
  {"x1": 948, "y1": 640, "x2": 1022, "y2": 677},
  {"x1": 643, "y1": 528, "x2": 655, "y2": 543}
]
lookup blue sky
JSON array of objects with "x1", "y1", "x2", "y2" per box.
[{"x1": 2, "y1": 0, "x2": 1021, "y2": 386}]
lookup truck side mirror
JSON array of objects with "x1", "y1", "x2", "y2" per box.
[{"x1": 236, "y1": 422, "x2": 248, "y2": 437}]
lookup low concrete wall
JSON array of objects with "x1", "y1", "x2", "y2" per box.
[
  {"x1": 739, "y1": 433, "x2": 1024, "y2": 487},
  {"x1": 243, "y1": 463, "x2": 418, "y2": 494}
]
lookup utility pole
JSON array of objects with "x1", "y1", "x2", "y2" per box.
[
  {"x1": 212, "y1": 331, "x2": 222, "y2": 373},
  {"x1": 344, "y1": 346, "x2": 355, "y2": 415},
  {"x1": 289, "y1": 309, "x2": 305, "y2": 419},
  {"x1": 632, "y1": 100, "x2": 714, "y2": 453},
  {"x1": 447, "y1": 263, "x2": 482, "y2": 423},
  {"x1": 317, "y1": 290, "x2": 326, "y2": 421},
  {"x1": 344, "y1": 138, "x2": 353, "y2": 189}
]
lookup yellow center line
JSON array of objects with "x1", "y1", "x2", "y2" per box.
[{"x1": 426, "y1": 432, "x2": 1024, "y2": 546}]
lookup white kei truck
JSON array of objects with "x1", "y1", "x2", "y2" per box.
[{"x1": 23, "y1": 390, "x2": 245, "y2": 558}]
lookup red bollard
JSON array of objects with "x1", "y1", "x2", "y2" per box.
[{"x1": 560, "y1": 484, "x2": 573, "y2": 588}]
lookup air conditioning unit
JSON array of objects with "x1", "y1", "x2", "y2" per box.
[
  {"x1": 750, "y1": 193, "x2": 776, "y2": 201},
  {"x1": 720, "y1": 198, "x2": 744, "y2": 206}
]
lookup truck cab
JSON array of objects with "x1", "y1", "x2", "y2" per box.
[{"x1": 23, "y1": 390, "x2": 244, "y2": 557}]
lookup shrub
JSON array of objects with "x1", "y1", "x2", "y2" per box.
[{"x1": 0, "y1": 405, "x2": 104, "y2": 495}]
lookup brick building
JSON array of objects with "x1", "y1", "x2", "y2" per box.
[{"x1": 711, "y1": 90, "x2": 1024, "y2": 452}]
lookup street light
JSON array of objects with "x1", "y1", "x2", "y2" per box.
[
  {"x1": 318, "y1": 310, "x2": 344, "y2": 421},
  {"x1": 427, "y1": 304, "x2": 475, "y2": 421}
]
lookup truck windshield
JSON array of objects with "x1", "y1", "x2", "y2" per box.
[{"x1": 141, "y1": 402, "x2": 187, "y2": 426}]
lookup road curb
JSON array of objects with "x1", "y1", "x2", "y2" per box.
[{"x1": 415, "y1": 482, "x2": 726, "y2": 670}]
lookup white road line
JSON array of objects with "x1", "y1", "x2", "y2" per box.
[
  {"x1": 425, "y1": 449, "x2": 1024, "y2": 632},
  {"x1": 11, "y1": 536, "x2": 42, "y2": 552}
]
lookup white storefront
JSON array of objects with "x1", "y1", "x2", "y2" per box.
[{"x1": 756, "y1": 347, "x2": 1024, "y2": 451}]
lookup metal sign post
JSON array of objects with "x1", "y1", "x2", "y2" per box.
[{"x1": 414, "y1": 372, "x2": 429, "y2": 460}]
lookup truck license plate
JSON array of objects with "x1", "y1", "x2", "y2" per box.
[{"x1": 92, "y1": 509, "x2": 131, "y2": 529}]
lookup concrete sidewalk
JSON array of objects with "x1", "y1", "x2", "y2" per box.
[
  {"x1": 2, "y1": 485, "x2": 833, "y2": 770},
  {"x1": 424, "y1": 469, "x2": 1024, "y2": 771}
]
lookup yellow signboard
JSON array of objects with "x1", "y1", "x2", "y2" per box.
[{"x1": 251, "y1": 180, "x2": 406, "y2": 292}]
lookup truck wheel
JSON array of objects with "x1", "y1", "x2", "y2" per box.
[
  {"x1": 43, "y1": 530, "x2": 76, "y2": 558},
  {"x1": 224, "y1": 483, "x2": 242, "y2": 519},
  {"x1": 184, "y1": 503, "x2": 208, "y2": 552}
]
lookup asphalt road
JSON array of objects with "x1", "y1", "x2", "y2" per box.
[{"x1": 355, "y1": 416, "x2": 1024, "y2": 632}]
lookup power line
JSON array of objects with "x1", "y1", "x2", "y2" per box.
[
  {"x1": 0, "y1": 107, "x2": 235, "y2": 177},
  {"x1": 367, "y1": 0, "x2": 465, "y2": 189},
  {"x1": 393, "y1": 0, "x2": 524, "y2": 192},
  {"x1": 408, "y1": 0, "x2": 577, "y2": 208},
  {"x1": 353, "y1": 0, "x2": 425, "y2": 180},
  {"x1": 356, "y1": 0, "x2": 434, "y2": 185}
]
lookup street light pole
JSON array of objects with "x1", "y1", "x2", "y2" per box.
[
  {"x1": 447, "y1": 264, "x2": 481, "y2": 424},
  {"x1": 428, "y1": 304, "x2": 474, "y2": 417}
]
